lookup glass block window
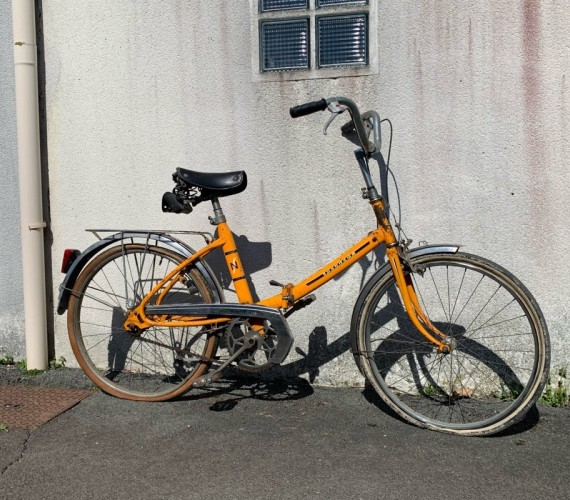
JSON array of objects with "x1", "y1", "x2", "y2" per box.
[
  {"x1": 254, "y1": 0, "x2": 375, "y2": 78},
  {"x1": 317, "y1": 14, "x2": 368, "y2": 68},
  {"x1": 260, "y1": 19, "x2": 310, "y2": 72},
  {"x1": 260, "y1": 0, "x2": 308, "y2": 12},
  {"x1": 317, "y1": 0, "x2": 367, "y2": 7}
]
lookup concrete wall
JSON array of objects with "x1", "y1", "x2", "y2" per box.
[
  {"x1": 42, "y1": 0, "x2": 569, "y2": 384},
  {"x1": 0, "y1": 2, "x2": 25, "y2": 359}
]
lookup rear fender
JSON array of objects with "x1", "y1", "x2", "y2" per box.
[
  {"x1": 57, "y1": 232, "x2": 223, "y2": 314},
  {"x1": 350, "y1": 244, "x2": 460, "y2": 373}
]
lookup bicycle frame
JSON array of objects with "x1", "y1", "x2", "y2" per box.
[
  {"x1": 124, "y1": 196, "x2": 449, "y2": 352},
  {"x1": 61, "y1": 95, "x2": 549, "y2": 435}
]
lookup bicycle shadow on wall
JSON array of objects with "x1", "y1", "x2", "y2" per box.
[
  {"x1": 237, "y1": 151, "x2": 391, "y2": 388},
  {"x1": 196, "y1": 150, "x2": 392, "y2": 370},
  {"x1": 204, "y1": 232, "x2": 273, "y2": 302}
]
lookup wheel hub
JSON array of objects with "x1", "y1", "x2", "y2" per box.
[{"x1": 439, "y1": 336, "x2": 457, "y2": 354}]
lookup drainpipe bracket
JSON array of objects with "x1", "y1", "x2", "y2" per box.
[{"x1": 28, "y1": 221, "x2": 47, "y2": 230}]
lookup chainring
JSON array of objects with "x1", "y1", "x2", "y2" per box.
[{"x1": 225, "y1": 319, "x2": 277, "y2": 372}]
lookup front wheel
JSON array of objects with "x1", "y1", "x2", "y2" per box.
[
  {"x1": 354, "y1": 252, "x2": 550, "y2": 436},
  {"x1": 68, "y1": 244, "x2": 220, "y2": 401}
]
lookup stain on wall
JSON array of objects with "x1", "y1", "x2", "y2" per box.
[{"x1": 40, "y1": 0, "x2": 570, "y2": 381}]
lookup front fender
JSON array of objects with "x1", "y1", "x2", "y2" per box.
[
  {"x1": 57, "y1": 232, "x2": 223, "y2": 314},
  {"x1": 349, "y1": 244, "x2": 460, "y2": 373}
]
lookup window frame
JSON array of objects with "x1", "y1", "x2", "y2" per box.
[{"x1": 250, "y1": 0, "x2": 378, "y2": 82}]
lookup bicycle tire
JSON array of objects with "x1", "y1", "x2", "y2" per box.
[
  {"x1": 354, "y1": 252, "x2": 550, "y2": 436},
  {"x1": 68, "y1": 244, "x2": 219, "y2": 401}
]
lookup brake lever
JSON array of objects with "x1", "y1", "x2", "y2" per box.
[{"x1": 323, "y1": 102, "x2": 347, "y2": 136}]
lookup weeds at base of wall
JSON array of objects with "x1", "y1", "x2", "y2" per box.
[
  {"x1": 0, "y1": 354, "x2": 15, "y2": 366},
  {"x1": 539, "y1": 368, "x2": 569, "y2": 407},
  {"x1": 0, "y1": 354, "x2": 67, "y2": 376}
]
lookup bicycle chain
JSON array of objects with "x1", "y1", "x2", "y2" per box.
[{"x1": 134, "y1": 324, "x2": 226, "y2": 363}]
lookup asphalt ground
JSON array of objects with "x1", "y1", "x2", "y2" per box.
[{"x1": 0, "y1": 367, "x2": 569, "y2": 500}]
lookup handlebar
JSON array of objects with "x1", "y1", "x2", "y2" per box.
[
  {"x1": 289, "y1": 99, "x2": 328, "y2": 118},
  {"x1": 289, "y1": 96, "x2": 381, "y2": 155}
]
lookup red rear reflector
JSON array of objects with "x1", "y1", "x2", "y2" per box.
[{"x1": 61, "y1": 249, "x2": 80, "y2": 273}]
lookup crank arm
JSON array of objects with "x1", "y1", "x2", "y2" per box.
[{"x1": 193, "y1": 332, "x2": 261, "y2": 387}]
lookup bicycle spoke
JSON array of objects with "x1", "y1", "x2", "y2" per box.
[
  {"x1": 359, "y1": 252, "x2": 548, "y2": 434},
  {"x1": 449, "y1": 267, "x2": 467, "y2": 324},
  {"x1": 69, "y1": 245, "x2": 218, "y2": 399},
  {"x1": 428, "y1": 266, "x2": 451, "y2": 324}
]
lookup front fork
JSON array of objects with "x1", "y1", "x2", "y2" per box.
[{"x1": 371, "y1": 199, "x2": 451, "y2": 353}]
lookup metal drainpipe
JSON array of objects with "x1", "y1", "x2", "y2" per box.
[{"x1": 12, "y1": 0, "x2": 48, "y2": 370}]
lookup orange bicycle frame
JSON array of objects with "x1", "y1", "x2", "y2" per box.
[{"x1": 124, "y1": 197, "x2": 448, "y2": 351}]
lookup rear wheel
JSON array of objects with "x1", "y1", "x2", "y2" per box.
[
  {"x1": 68, "y1": 244, "x2": 219, "y2": 401},
  {"x1": 355, "y1": 252, "x2": 550, "y2": 436}
]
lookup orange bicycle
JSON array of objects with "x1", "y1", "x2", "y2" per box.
[{"x1": 58, "y1": 97, "x2": 549, "y2": 436}]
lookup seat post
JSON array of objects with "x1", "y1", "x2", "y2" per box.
[{"x1": 209, "y1": 197, "x2": 226, "y2": 225}]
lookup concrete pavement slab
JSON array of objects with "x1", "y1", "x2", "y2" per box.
[{"x1": 0, "y1": 370, "x2": 568, "y2": 499}]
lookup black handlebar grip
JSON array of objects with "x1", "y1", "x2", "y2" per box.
[{"x1": 289, "y1": 98, "x2": 328, "y2": 118}]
